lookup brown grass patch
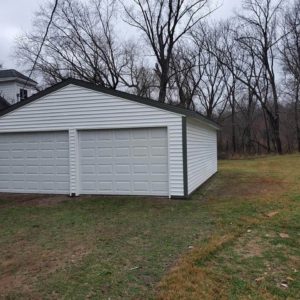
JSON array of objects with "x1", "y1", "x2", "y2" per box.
[
  {"x1": 215, "y1": 177, "x2": 285, "y2": 200},
  {"x1": 235, "y1": 236, "x2": 264, "y2": 258},
  {"x1": 156, "y1": 234, "x2": 237, "y2": 300},
  {"x1": 0, "y1": 193, "x2": 78, "y2": 207},
  {"x1": 0, "y1": 237, "x2": 94, "y2": 296},
  {"x1": 0, "y1": 193, "x2": 174, "y2": 208}
]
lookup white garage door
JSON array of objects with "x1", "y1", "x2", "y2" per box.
[
  {"x1": 0, "y1": 131, "x2": 69, "y2": 194},
  {"x1": 79, "y1": 128, "x2": 168, "y2": 196}
]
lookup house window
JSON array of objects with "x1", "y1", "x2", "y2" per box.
[{"x1": 20, "y1": 89, "x2": 28, "y2": 101}]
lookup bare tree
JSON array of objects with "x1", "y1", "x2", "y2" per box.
[
  {"x1": 281, "y1": 0, "x2": 300, "y2": 151},
  {"x1": 192, "y1": 24, "x2": 228, "y2": 119},
  {"x1": 208, "y1": 1, "x2": 284, "y2": 154},
  {"x1": 121, "y1": 44, "x2": 157, "y2": 98},
  {"x1": 16, "y1": 0, "x2": 131, "y2": 89},
  {"x1": 123, "y1": 0, "x2": 216, "y2": 102},
  {"x1": 235, "y1": 0, "x2": 285, "y2": 154},
  {"x1": 169, "y1": 45, "x2": 202, "y2": 109}
]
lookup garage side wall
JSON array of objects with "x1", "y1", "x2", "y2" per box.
[
  {"x1": 0, "y1": 84, "x2": 184, "y2": 197},
  {"x1": 186, "y1": 118, "x2": 217, "y2": 195}
]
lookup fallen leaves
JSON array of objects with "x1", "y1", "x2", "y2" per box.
[
  {"x1": 279, "y1": 233, "x2": 290, "y2": 239},
  {"x1": 255, "y1": 276, "x2": 265, "y2": 283},
  {"x1": 280, "y1": 281, "x2": 289, "y2": 289},
  {"x1": 265, "y1": 211, "x2": 279, "y2": 218}
]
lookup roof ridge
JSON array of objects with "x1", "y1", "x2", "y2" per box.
[{"x1": 0, "y1": 77, "x2": 220, "y2": 129}]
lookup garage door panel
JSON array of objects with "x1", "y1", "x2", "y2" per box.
[
  {"x1": 132, "y1": 147, "x2": 148, "y2": 156},
  {"x1": 55, "y1": 158, "x2": 69, "y2": 166},
  {"x1": 113, "y1": 158, "x2": 132, "y2": 165},
  {"x1": 0, "y1": 132, "x2": 69, "y2": 194},
  {"x1": 82, "y1": 182, "x2": 96, "y2": 191},
  {"x1": 25, "y1": 166, "x2": 39, "y2": 174},
  {"x1": 132, "y1": 182, "x2": 150, "y2": 191},
  {"x1": 79, "y1": 128, "x2": 168, "y2": 196},
  {"x1": 25, "y1": 174, "x2": 40, "y2": 181},
  {"x1": 114, "y1": 148, "x2": 130, "y2": 156},
  {"x1": 151, "y1": 147, "x2": 167, "y2": 156},
  {"x1": 151, "y1": 164, "x2": 168, "y2": 174},
  {"x1": 115, "y1": 165, "x2": 131, "y2": 174},
  {"x1": 115, "y1": 130, "x2": 130, "y2": 140},
  {"x1": 57, "y1": 149, "x2": 69, "y2": 158},
  {"x1": 98, "y1": 148, "x2": 113, "y2": 157},
  {"x1": 150, "y1": 157, "x2": 167, "y2": 164},
  {"x1": 91, "y1": 175, "x2": 114, "y2": 183},
  {"x1": 99, "y1": 182, "x2": 113, "y2": 191},
  {"x1": 150, "y1": 128, "x2": 166, "y2": 137},
  {"x1": 11, "y1": 166, "x2": 25, "y2": 174},
  {"x1": 81, "y1": 149, "x2": 96, "y2": 157},
  {"x1": 133, "y1": 164, "x2": 148, "y2": 174},
  {"x1": 81, "y1": 165, "x2": 96, "y2": 174},
  {"x1": 115, "y1": 181, "x2": 131, "y2": 191}
]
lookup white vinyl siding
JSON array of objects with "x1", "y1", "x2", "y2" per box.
[
  {"x1": 0, "y1": 84, "x2": 184, "y2": 196},
  {"x1": 0, "y1": 82, "x2": 18, "y2": 104},
  {"x1": 79, "y1": 128, "x2": 168, "y2": 196},
  {"x1": 187, "y1": 118, "x2": 217, "y2": 195},
  {"x1": 0, "y1": 131, "x2": 69, "y2": 194},
  {"x1": 0, "y1": 82, "x2": 35, "y2": 105}
]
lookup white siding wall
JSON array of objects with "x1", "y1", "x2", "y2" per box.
[
  {"x1": 0, "y1": 82, "x2": 18, "y2": 104},
  {"x1": 0, "y1": 82, "x2": 35, "y2": 105},
  {"x1": 0, "y1": 84, "x2": 184, "y2": 196},
  {"x1": 186, "y1": 118, "x2": 217, "y2": 195}
]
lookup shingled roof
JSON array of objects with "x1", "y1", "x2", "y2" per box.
[{"x1": 0, "y1": 69, "x2": 37, "y2": 85}]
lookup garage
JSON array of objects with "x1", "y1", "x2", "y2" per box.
[
  {"x1": 0, "y1": 131, "x2": 69, "y2": 194},
  {"x1": 79, "y1": 127, "x2": 168, "y2": 196},
  {"x1": 0, "y1": 78, "x2": 219, "y2": 198}
]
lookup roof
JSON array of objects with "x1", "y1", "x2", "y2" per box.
[
  {"x1": 0, "y1": 96, "x2": 10, "y2": 111},
  {"x1": 0, "y1": 78, "x2": 220, "y2": 129},
  {"x1": 0, "y1": 69, "x2": 37, "y2": 85}
]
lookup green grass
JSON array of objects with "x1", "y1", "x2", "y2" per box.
[{"x1": 0, "y1": 155, "x2": 299, "y2": 299}]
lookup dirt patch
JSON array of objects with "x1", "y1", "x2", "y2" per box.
[
  {"x1": 0, "y1": 193, "x2": 78, "y2": 207},
  {"x1": 235, "y1": 236, "x2": 264, "y2": 258},
  {"x1": 203, "y1": 175, "x2": 286, "y2": 202},
  {"x1": 0, "y1": 237, "x2": 94, "y2": 296},
  {"x1": 0, "y1": 193, "x2": 174, "y2": 208}
]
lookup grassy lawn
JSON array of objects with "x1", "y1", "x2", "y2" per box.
[{"x1": 0, "y1": 155, "x2": 299, "y2": 299}]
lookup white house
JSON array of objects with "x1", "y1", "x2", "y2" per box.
[
  {"x1": 0, "y1": 69, "x2": 37, "y2": 105},
  {"x1": 0, "y1": 79, "x2": 219, "y2": 198}
]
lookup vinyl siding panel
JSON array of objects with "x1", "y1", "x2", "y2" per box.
[
  {"x1": 0, "y1": 84, "x2": 184, "y2": 196},
  {"x1": 187, "y1": 118, "x2": 217, "y2": 195},
  {"x1": 0, "y1": 82, "x2": 18, "y2": 104},
  {"x1": 0, "y1": 82, "x2": 35, "y2": 105}
]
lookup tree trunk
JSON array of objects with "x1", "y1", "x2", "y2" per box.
[
  {"x1": 267, "y1": 65, "x2": 283, "y2": 154},
  {"x1": 158, "y1": 62, "x2": 169, "y2": 103},
  {"x1": 263, "y1": 109, "x2": 271, "y2": 153},
  {"x1": 158, "y1": 78, "x2": 168, "y2": 103},
  {"x1": 245, "y1": 89, "x2": 253, "y2": 154},
  {"x1": 273, "y1": 116, "x2": 282, "y2": 154},
  {"x1": 231, "y1": 94, "x2": 236, "y2": 153}
]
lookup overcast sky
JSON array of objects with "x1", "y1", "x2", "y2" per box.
[{"x1": 0, "y1": 0, "x2": 242, "y2": 69}]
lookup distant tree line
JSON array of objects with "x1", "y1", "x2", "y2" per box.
[{"x1": 16, "y1": 0, "x2": 300, "y2": 156}]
